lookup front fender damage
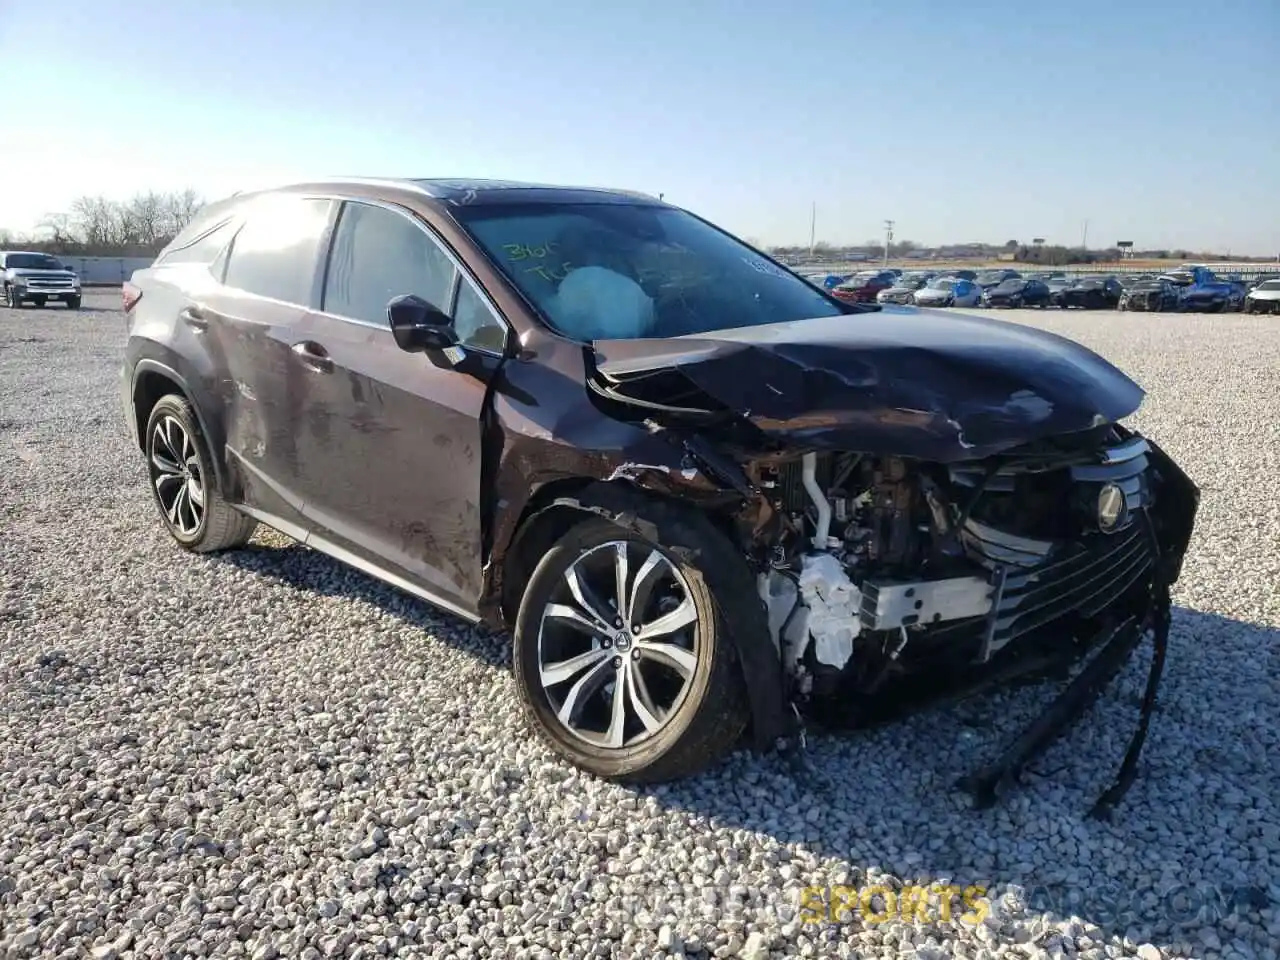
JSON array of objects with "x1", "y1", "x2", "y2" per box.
[{"x1": 502, "y1": 470, "x2": 796, "y2": 755}]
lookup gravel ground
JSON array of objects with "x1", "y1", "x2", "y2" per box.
[{"x1": 1, "y1": 292, "x2": 1277, "y2": 960}]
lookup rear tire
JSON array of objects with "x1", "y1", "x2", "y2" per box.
[
  {"x1": 143, "y1": 394, "x2": 258, "y2": 552},
  {"x1": 513, "y1": 508, "x2": 750, "y2": 783}
]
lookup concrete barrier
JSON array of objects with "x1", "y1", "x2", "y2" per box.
[{"x1": 58, "y1": 256, "x2": 154, "y2": 285}]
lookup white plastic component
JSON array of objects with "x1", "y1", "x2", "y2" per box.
[
  {"x1": 796, "y1": 553, "x2": 861, "y2": 669},
  {"x1": 760, "y1": 571, "x2": 813, "y2": 675},
  {"x1": 800, "y1": 452, "x2": 832, "y2": 550}
]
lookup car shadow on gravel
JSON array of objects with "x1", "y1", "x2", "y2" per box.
[
  {"x1": 202, "y1": 542, "x2": 1278, "y2": 953},
  {"x1": 209, "y1": 540, "x2": 513, "y2": 669},
  {"x1": 642, "y1": 606, "x2": 1279, "y2": 955}
]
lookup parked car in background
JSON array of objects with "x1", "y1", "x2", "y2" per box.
[
  {"x1": 1, "y1": 250, "x2": 82, "y2": 309},
  {"x1": 983, "y1": 277, "x2": 1052, "y2": 308},
  {"x1": 832, "y1": 269, "x2": 897, "y2": 304},
  {"x1": 117, "y1": 176, "x2": 1198, "y2": 796},
  {"x1": 913, "y1": 276, "x2": 982, "y2": 308},
  {"x1": 1118, "y1": 278, "x2": 1180, "y2": 312},
  {"x1": 1044, "y1": 276, "x2": 1075, "y2": 298},
  {"x1": 1160, "y1": 265, "x2": 1239, "y2": 313},
  {"x1": 876, "y1": 272, "x2": 934, "y2": 305},
  {"x1": 975, "y1": 269, "x2": 1022, "y2": 290},
  {"x1": 1245, "y1": 279, "x2": 1280, "y2": 314},
  {"x1": 1054, "y1": 276, "x2": 1124, "y2": 310}
]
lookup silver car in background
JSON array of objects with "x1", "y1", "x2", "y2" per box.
[
  {"x1": 876, "y1": 272, "x2": 935, "y2": 305},
  {"x1": 1245, "y1": 279, "x2": 1280, "y2": 314},
  {"x1": 912, "y1": 275, "x2": 983, "y2": 308}
]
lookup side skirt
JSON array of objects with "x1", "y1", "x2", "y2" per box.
[{"x1": 234, "y1": 505, "x2": 483, "y2": 625}]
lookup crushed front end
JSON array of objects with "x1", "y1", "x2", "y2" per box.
[{"x1": 745, "y1": 423, "x2": 1198, "y2": 813}]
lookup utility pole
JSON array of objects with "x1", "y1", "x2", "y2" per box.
[
  {"x1": 1081, "y1": 219, "x2": 1089, "y2": 250},
  {"x1": 883, "y1": 219, "x2": 895, "y2": 267},
  {"x1": 809, "y1": 202, "x2": 816, "y2": 257}
]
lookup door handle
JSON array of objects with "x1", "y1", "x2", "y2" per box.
[
  {"x1": 292, "y1": 340, "x2": 334, "y2": 373},
  {"x1": 179, "y1": 306, "x2": 209, "y2": 331}
]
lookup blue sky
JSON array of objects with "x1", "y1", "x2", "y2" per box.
[{"x1": 1, "y1": 0, "x2": 1276, "y2": 254}]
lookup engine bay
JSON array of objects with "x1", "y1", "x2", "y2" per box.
[{"x1": 748, "y1": 426, "x2": 1160, "y2": 716}]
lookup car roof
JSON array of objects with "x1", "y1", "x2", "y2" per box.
[{"x1": 245, "y1": 177, "x2": 665, "y2": 208}]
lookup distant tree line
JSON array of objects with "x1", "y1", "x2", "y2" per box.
[{"x1": 0, "y1": 190, "x2": 206, "y2": 257}]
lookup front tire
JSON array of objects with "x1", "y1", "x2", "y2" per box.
[
  {"x1": 513, "y1": 511, "x2": 750, "y2": 783},
  {"x1": 4, "y1": 285, "x2": 22, "y2": 308},
  {"x1": 143, "y1": 394, "x2": 257, "y2": 552},
  {"x1": 66, "y1": 295, "x2": 81, "y2": 310}
]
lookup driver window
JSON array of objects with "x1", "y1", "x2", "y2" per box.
[{"x1": 324, "y1": 201, "x2": 455, "y2": 324}]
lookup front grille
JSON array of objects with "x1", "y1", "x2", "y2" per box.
[
  {"x1": 981, "y1": 522, "x2": 1153, "y2": 656},
  {"x1": 27, "y1": 278, "x2": 73, "y2": 289}
]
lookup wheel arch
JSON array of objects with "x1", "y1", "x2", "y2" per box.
[
  {"x1": 497, "y1": 477, "x2": 792, "y2": 753},
  {"x1": 131, "y1": 360, "x2": 231, "y2": 494}
]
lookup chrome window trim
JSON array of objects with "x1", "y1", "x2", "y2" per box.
[
  {"x1": 313, "y1": 195, "x2": 511, "y2": 359},
  {"x1": 212, "y1": 191, "x2": 511, "y2": 359}
]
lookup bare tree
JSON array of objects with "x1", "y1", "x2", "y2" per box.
[
  {"x1": 55, "y1": 189, "x2": 205, "y2": 255},
  {"x1": 163, "y1": 189, "x2": 204, "y2": 238}
]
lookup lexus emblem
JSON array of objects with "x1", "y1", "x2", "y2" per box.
[{"x1": 1097, "y1": 483, "x2": 1127, "y2": 533}]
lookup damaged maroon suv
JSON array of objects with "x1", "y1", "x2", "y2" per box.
[{"x1": 121, "y1": 179, "x2": 1198, "y2": 813}]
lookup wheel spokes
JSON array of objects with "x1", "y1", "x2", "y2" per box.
[
  {"x1": 634, "y1": 596, "x2": 697, "y2": 642},
  {"x1": 564, "y1": 564, "x2": 614, "y2": 631},
  {"x1": 540, "y1": 647, "x2": 609, "y2": 686},
  {"x1": 544, "y1": 602, "x2": 607, "y2": 638},
  {"x1": 626, "y1": 549, "x2": 665, "y2": 628},
  {"x1": 538, "y1": 539, "x2": 700, "y2": 750},
  {"x1": 637, "y1": 639, "x2": 697, "y2": 679},
  {"x1": 626, "y1": 659, "x2": 665, "y2": 734},
  {"x1": 603, "y1": 665, "x2": 629, "y2": 748},
  {"x1": 149, "y1": 416, "x2": 203, "y2": 535},
  {"x1": 613, "y1": 542, "x2": 629, "y2": 623},
  {"x1": 555, "y1": 656, "x2": 613, "y2": 729}
]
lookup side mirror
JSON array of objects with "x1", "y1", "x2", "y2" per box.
[{"x1": 388, "y1": 294, "x2": 459, "y2": 355}]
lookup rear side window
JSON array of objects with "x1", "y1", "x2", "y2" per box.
[
  {"x1": 322, "y1": 201, "x2": 456, "y2": 324},
  {"x1": 159, "y1": 220, "x2": 234, "y2": 265},
  {"x1": 223, "y1": 196, "x2": 333, "y2": 305}
]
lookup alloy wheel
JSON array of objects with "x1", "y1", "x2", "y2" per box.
[
  {"x1": 537, "y1": 541, "x2": 699, "y2": 749},
  {"x1": 148, "y1": 415, "x2": 206, "y2": 536}
]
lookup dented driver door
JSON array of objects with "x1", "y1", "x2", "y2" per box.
[{"x1": 284, "y1": 199, "x2": 503, "y2": 619}]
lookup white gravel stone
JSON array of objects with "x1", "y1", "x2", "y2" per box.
[{"x1": 1, "y1": 296, "x2": 1276, "y2": 960}]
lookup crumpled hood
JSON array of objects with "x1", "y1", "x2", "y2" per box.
[{"x1": 591, "y1": 308, "x2": 1145, "y2": 462}]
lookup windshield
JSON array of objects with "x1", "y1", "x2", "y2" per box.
[
  {"x1": 5, "y1": 253, "x2": 65, "y2": 270},
  {"x1": 1257, "y1": 280, "x2": 1280, "y2": 291},
  {"x1": 927, "y1": 278, "x2": 957, "y2": 291},
  {"x1": 451, "y1": 203, "x2": 844, "y2": 340},
  {"x1": 993, "y1": 279, "x2": 1024, "y2": 291}
]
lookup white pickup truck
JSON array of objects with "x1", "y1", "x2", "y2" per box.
[{"x1": 1, "y1": 250, "x2": 83, "y2": 309}]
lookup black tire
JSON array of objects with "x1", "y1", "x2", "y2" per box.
[
  {"x1": 143, "y1": 394, "x2": 257, "y2": 552},
  {"x1": 4, "y1": 285, "x2": 21, "y2": 308},
  {"x1": 513, "y1": 508, "x2": 750, "y2": 783},
  {"x1": 66, "y1": 296, "x2": 81, "y2": 310},
  {"x1": 33, "y1": 296, "x2": 46, "y2": 308}
]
